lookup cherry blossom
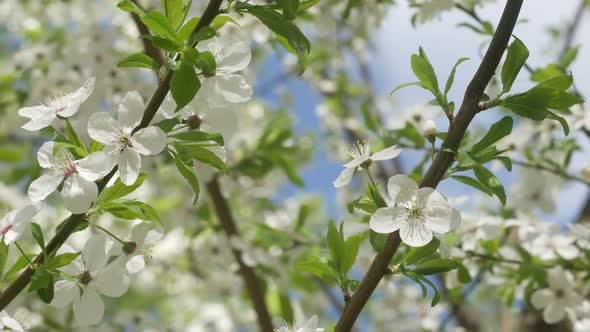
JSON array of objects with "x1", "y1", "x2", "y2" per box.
[
  {"x1": 531, "y1": 267, "x2": 583, "y2": 324},
  {"x1": 51, "y1": 235, "x2": 129, "y2": 326},
  {"x1": 370, "y1": 175, "x2": 461, "y2": 247},
  {"x1": 0, "y1": 310, "x2": 25, "y2": 332},
  {"x1": 0, "y1": 203, "x2": 42, "y2": 245},
  {"x1": 28, "y1": 142, "x2": 109, "y2": 214},
  {"x1": 333, "y1": 140, "x2": 401, "y2": 188},
  {"x1": 277, "y1": 315, "x2": 324, "y2": 332},
  {"x1": 87, "y1": 91, "x2": 168, "y2": 185},
  {"x1": 110, "y1": 222, "x2": 164, "y2": 274},
  {"x1": 18, "y1": 77, "x2": 95, "y2": 131}
]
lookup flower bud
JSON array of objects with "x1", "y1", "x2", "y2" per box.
[{"x1": 423, "y1": 120, "x2": 437, "y2": 142}]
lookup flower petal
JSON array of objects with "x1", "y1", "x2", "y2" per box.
[
  {"x1": 131, "y1": 126, "x2": 167, "y2": 155},
  {"x1": 51, "y1": 280, "x2": 79, "y2": 308},
  {"x1": 87, "y1": 113, "x2": 120, "y2": 145},
  {"x1": 212, "y1": 74, "x2": 252, "y2": 104},
  {"x1": 399, "y1": 221, "x2": 433, "y2": 247},
  {"x1": 37, "y1": 141, "x2": 58, "y2": 169},
  {"x1": 74, "y1": 287, "x2": 104, "y2": 326},
  {"x1": 77, "y1": 151, "x2": 111, "y2": 181},
  {"x1": 543, "y1": 302, "x2": 565, "y2": 324},
  {"x1": 61, "y1": 175, "x2": 98, "y2": 214},
  {"x1": 547, "y1": 267, "x2": 568, "y2": 290},
  {"x1": 19, "y1": 105, "x2": 55, "y2": 131},
  {"x1": 387, "y1": 174, "x2": 418, "y2": 202},
  {"x1": 333, "y1": 167, "x2": 355, "y2": 188},
  {"x1": 119, "y1": 148, "x2": 141, "y2": 186},
  {"x1": 117, "y1": 91, "x2": 144, "y2": 129},
  {"x1": 343, "y1": 157, "x2": 366, "y2": 169},
  {"x1": 425, "y1": 204, "x2": 461, "y2": 235},
  {"x1": 370, "y1": 207, "x2": 406, "y2": 234},
  {"x1": 93, "y1": 258, "x2": 129, "y2": 296},
  {"x1": 531, "y1": 289, "x2": 552, "y2": 309},
  {"x1": 60, "y1": 77, "x2": 95, "y2": 117},
  {"x1": 126, "y1": 255, "x2": 146, "y2": 274},
  {"x1": 82, "y1": 235, "x2": 109, "y2": 274},
  {"x1": 28, "y1": 172, "x2": 63, "y2": 202},
  {"x1": 371, "y1": 145, "x2": 401, "y2": 161}
]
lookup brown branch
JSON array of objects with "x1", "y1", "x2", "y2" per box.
[
  {"x1": 558, "y1": 0, "x2": 587, "y2": 61},
  {"x1": 206, "y1": 178, "x2": 274, "y2": 332},
  {"x1": 334, "y1": 1, "x2": 524, "y2": 330},
  {"x1": 0, "y1": 0, "x2": 225, "y2": 311}
]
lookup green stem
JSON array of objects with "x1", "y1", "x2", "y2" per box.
[
  {"x1": 14, "y1": 242, "x2": 34, "y2": 268},
  {"x1": 90, "y1": 222, "x2": 127, "y2": 246},
  {"x1": 365, "y1": 167, "x2": 377, "y2": 187}
]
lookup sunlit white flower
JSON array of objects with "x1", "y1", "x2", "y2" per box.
[
  {"x1": 87, "y1": 91, "x2": 168, "y2": 185},
  {"x1": 385, "y1": 103, "x2": 439, "y2": 131},
  {"x1": 198, "y1": 24, "x2": 252, "y2": 106},
  {"x1": 52, "y1": 235, "x2": 129, "y2": 326},
  {"x1": 28, "y1": 142, "x2": 109, "y2": 214},
  {"x1": 277, "y1": 315, "x2": 324, "y2": 332},
  {"x1": 0, "y1": 203, "x2": 42, "y2": 245},
  {"x1": 525, "y1": 226, "x2": 579, "y2": 260},
  {"x1": 568, "y1": 104, "x2": 590, "y2": 132},
  {"x1": 0, "y1": 310, "x2": 25, "y2": 332},
  {"x1": 370, "y1": 175, "x2": 461, "y2": 247},
  {"x1": 111, "y1": 222, "x2": 164, "y2": 274},
  {"x1": 18, "y1": 77, "x2": 95, "y2": 131},
  {"x1": 531, "y1": 267, "x2": 582, "y2": 324},
  {"x1": 333, "y1": 140, "x2": 401, "y2": 188}
]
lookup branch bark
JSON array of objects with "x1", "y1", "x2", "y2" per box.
[
  {"x1": 0, "y1": 0, "x2": 224, "y2": 311},
  {"x1": 206, "y1": 178, "x2": 274, "y2": 332},
  {"x1": 129, "y1": 0, "x2": 166, "y2": 67},
  {"x1": 334, "y1": 1, "x2": 524, "y2": 330}
]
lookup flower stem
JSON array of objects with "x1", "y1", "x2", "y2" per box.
[
  {"x1": 90, "y1": 222, "x2": 127, "y2": 246},
  {"x1": 366, "y1": 167, "x2": 377, "y2": 187},
  {"x1": 13, "y1": 242, "x2": 34, "y2": 268}
]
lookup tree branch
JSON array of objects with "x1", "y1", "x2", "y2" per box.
[
  {"x1": 334, "y1": 1, "x2": 524, "y2": 330},
  {"x1": 129, "y1": 0, "x2": 166, "y2": 67},
  {"x1": 206, "y1": 177, "x2": 274, "y2": 332},
  {"x1": 0, "y1": 0, "x2": 225, "y2": 311}
]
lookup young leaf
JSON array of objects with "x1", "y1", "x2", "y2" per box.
[
  {"x1": 178, "y1": 17, "x2": 200, "y2": 42},
  {"x1": 180, "y1": 144, "x2": 229, "y2": 173},
  {"x1": 444, "y1": 57, "x2": 469, "y2": 96},
  {"x1": 96, "y1": 174, "x2": 147, "y2": 205},
  {"x1": 0, "y1": 242, "x2": 8, "y2": 277},
  {"x1": 118, "y1": 53, "x2": 160, "y2": 72},
  {"x1": 410, "y1": 47, "x2": 439, "y2": 94},
  {"x1": 47, "y1": 253, "x2": 80, "y2": 268},
  {"x1": 141, "y1": 11, "x2": 179, "y2": 41},
  {"x1": 341, "y1": 234, "x2": 362, "y2": 273},
  {"x1": 30, "y1": 223, "x2": 45, "y2": 252},
  {"x1": 470, "y1": 116, "x2": 513, "y2": 154},
  {"x1": 546, "y1": 111, "x2": 570, "y2": 136},
  {"x1": 170, "y1": 131, "x2": 224, "y2": 145},
  {"x1": 501, "y1": 36, "x2": 529, "y2": 93},
  {"x1": 390, "y1": 81, "x2": 422, "y2": 95},
  {"x1": 172, "y1": 151, "x2": 200, "y2": 204},
  {"x1": 117, "y1": 0, "x2": 147, "y2": 16},
  {"x1": 195, "y1": 51, "x2": 216, "y2": 76},
  {"x1": 412, "y1": 258, "x2": 460, "y2": 275},
  {"x1": 451, "y1": 175, "x2": 493, "y2": 196},
  {"x1": 404, "y1": 238, "x2": 440, "y2": 266},
  {"x1": 163, "y1": 0, "x2": 185, "y2": 30},
  {"x1": 64, "y1": 119, "x2": 88, "y2": 156},
  {"x1": 297, "y1": 257, "x2": 339, "y2": 284},
  {"x1": 473, "y1": 165, "x2": 506, "y2": 205},
  {"x1": 369, "y1": 230, "x2": 388, "y2": 252},
  {"x1": 170, "y1": 61, "x2": 201, "y2": 111},
  {"x1": 277, "y1": 0, "x2": 300, "y2": 19},
  {"x1": 326, "y1": 221, "x2": 342, "y2": 272}
]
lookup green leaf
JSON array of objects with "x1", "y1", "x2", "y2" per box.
[
  {"x1": 163, "y1": 0, "x2": 184, "y2": 30},
  {"x1": 496, "y1": 156, "x2": 513, "y2": 171},
  {"x1": 501, "y1": 36, "x2": 529, "y2": 93},
  {"x1": 30, "y1": 268, "x2": 52, "y2": 293},
  {"x1": 47, "y1": 253, "x2": 80, "y2": 268},
  {"x1": 499, "y1": 93, "x2": 548, "y2": 121},
  {"x1": 277, "y1": 0, "x2": 300, "y2": 19},
  {"x1": 473, "y1": 165, "x2": 506, "y2": 205},
  {"x1": 410, "y1": 47, "x2": 439, "y2": 94},
  {"x1": 417, "y1": 273, "x2": 441, "y2": 306},
  {"x1": 404, "y1": 238, "x2": 440, "y2": 266},
  {"x1": 170, "y1": 131, "x2": 224, "y2": 145},
  {"x1": 211, "y1": 15, "x2": 239, "y2": 30},
  {"x1": 141, "y1": 11, "x2": 178, "y2": 41},
  {"x1": 180, "y1": 144, "x2": 229, "y2": 173},
  {"x1": 141, "y1": 35, "x2": 182, "y2": 52},
  {"x1": 444, "y1": 57, "x2": 469, "y2": 96},
  {"x1": 0, "y1": 242, "x2": 8, "y2": 277},
  {"x1": 390, "y1": 81, "x2": 422, "y2": 95},
  {"x1": 471, "y1": 116, "x2": 513, "y2": 154},
  {"x1": 560, "y1": 46, "x2": 579, "y2": 69},
  {"x1": 96, "y1": 173, "x2": 147, "y2": 206},
  {"x1": 451, "y1": 175, "x2": 493, "y2": 196},
  {"x1": 194, "y1": 51, "x2": 216, "y2": 76},
  {"x1": 369, "y1": 230, "x2": 388, "y2": 252},
  {"x1": 170, "y1": 60, "x2": 201, "y2": 110},
  {"x1": 64, "y1": 119, "x2": 88, "y2": 156},
  {"x1": 118, "y1": 53, "x2": 160, "y2": 72},
  {"x1": 178, "y1": 17, "x2": 200, "y2": 42},
  {"x1": 457, "y1": 263, "x2": 472, "y2": 283},
  {"x1": 367, "y1": 183, "x2": 387, "y2": 208},
  {"x1": 326, "y1": 221, "x2": 342, "y2": 272},
  {"x1": 172, "y1": 151, "x2": 200, "y2": 204},
  {"x1": 31, "y1": 223, "x2": 45, "y2": 252},
  {"x1": 117, "y1": 0, "x2": 147, "y2": 16},
  {"x1": 191, "y1": 26, "x2": 217, "y2": 43},
  {"x1": 101, "y1": 201, "x2": 162, "y2": 223},
  {"x1": 297, "y1": 257, "x2": 339, "y2": 284},
  {"x1": 412, "y1": 258, "x2": 460, "y2": 275},
  {"x1": 342, "y1": 234, "x2": 361, "y2": 273},
  {"x1": 547, "y1": 111, "x2": 570, "y2": 136},
  {"x1": 274, "y1": 154, "x2": 304, "y2": 186},
  {"x1": 37, "y1": 280, "x2": 54, "y2": 304},
  {"x1": 4, "y1": 255, "x2": 34, "y2": 281},
  {"x1": 89, "y1": 140, "x2": 104, "y2": 153}
]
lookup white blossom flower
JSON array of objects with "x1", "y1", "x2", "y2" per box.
[
  {"x1": 370, "y1": 175, "x2": 461, "y2": 247},
  {"x1": 18, "y1": 77, "x2": 95, "y2": 131},
  {"x1": 277, "y1": 315, "x2": 324, "y2": 332},
  {"x1": 0, "y1": 310, "x2": 25, "y2": 331},
  {"x1": 51, "y1": 235, "x2": 129, "y2": 326},
  {"x1": 525, "y1": 226, "x2": 579, "y2": 260},
  {"x1": 385, "y1": 103, "x2": 439, "y2": 132},
  {"x1": 28, "y1": 142, "x2": 109, "y2": 214},
  {"x1": 87, "y1": 91, "x2": 168, "y2": 185},
  {"x1": 531, "y1": 267, "x2": 582, "y2": 324},
  {"x1": 110, "y1": 222, "x2": 164, "y2": 274},
  {"x1": 0, "y1": 203, "x2": 42, "y2": 245},
  {"x1": 568, "y1": 104, "x2": 590, "y2": 132},
  {"x1": 198, "y1": 24, "x2": 252, "y2": 106},
  {"x1": 333, "y1": 140, "x2": 401, "y2": 188}
]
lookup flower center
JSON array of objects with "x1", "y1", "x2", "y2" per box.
[
  {"x1": 555, "y1": 288, "x2": 565, "y2": 299},
  {"x1": 78, "y1": 271, "x2": 92, "y2": 285},
  {"x1": 119, "y1": 134, "x2": 133, "y2": 149},
  {"x1": 348, "y1": 139, "x2": 373, "y2": 162},
  {"x1": 0, "y1": 224, "x2": 13, "y2": 237},
  {"x1": 63, "y1": 159, "x2": 78, "y2": 177},
  {"x1": 123, "y1": 241, "x2": 137, "y2": 255},
  {"x1": 43, "y1": 91, "x2": 69, "y2": 113}
]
